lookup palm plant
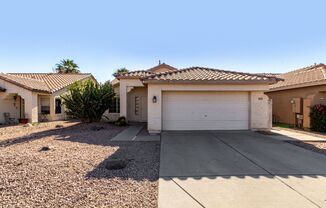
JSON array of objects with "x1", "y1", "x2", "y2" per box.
[
  {"x1": 113, "y1": 67, "x2": 129, "y2": 77},
  {"x1": 55, "y1": 59, "x2": 80, "y2": 74}
]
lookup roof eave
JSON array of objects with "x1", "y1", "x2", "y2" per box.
[
  {"x1": 0, "y1": 76, "x2": 51, "y2": 94},
  {"x1": 269, "y1": 79, "x2": 326, "y2": 92}
]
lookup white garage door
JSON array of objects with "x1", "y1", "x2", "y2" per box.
[{"x1": 162, "y1": 91, "x2": 249, "y2": 130}]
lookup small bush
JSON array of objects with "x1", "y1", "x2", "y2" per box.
[
  {"x1": 115, "y1": 116, "x2": 127, "y2": 126},
  {"x1": 310, "y1": 104, "x2": 326, "y2": 132}
]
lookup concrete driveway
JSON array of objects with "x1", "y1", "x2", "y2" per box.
[{"x1": 158, "y1": 131, "x2": 326, "y2": 208}]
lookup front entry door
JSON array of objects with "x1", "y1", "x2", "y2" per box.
[{"x1": 128, "y1": 95, "x2": 148, "y2": 122}]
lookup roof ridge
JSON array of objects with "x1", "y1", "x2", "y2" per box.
[
  {"x1": 158, "y1": 66, "x2": 276, "y2": 79},
  {"x1": 286, "y1": 63, "x2": 325, "y2": 74},
  {"x1": 146, "y1": 63, "x2": 178, "y2": 72}
]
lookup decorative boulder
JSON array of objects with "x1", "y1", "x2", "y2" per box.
[
  {"x1": 105, "y1": 159, "x2": 128, "y2": 170},
  {"x1": 39, "y1": 146, "x2": 50, "y2": 151},
  {"x1": 23, "y1": 123, "x2": 33, "y2": 127}
]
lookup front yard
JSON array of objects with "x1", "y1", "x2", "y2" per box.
[{"x1": 0, "y1": 121, "x2": 160, "y2": 208}]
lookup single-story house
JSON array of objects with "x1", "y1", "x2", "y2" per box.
[
  {"x1": 266, "y1": 63, "x2": 326, "y2": 129},
  {"x1": 112, "y1": 63, "x2": 280, "y2": 134},
  {"x1": 0, "y1": 73, "x2": 94, "y2": 124}
]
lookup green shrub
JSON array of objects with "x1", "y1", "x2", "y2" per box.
[
  {"x1": 115, "y1": 116, "x2": 127, "y2": 126},
  {"x1": 310, "y1": 104, "x2": 326, "y2": 132},
  {"x1": 61, "y1": 80, "x2": 115, "y2": 122}
]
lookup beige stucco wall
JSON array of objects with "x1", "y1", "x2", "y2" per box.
[
  {"x1": 250, "y1": 92, "x2": 272, "y2": 130},
  {"x1": 147, "y1": 83, "x2": 271, "y2": 133},
  {"x1": 266, "y1": 85, "x2": 326, "y2": 125},
  {"x1": 0, "y1": 94, "x2": 21, "y2": 124},
  {"x1": 0, "y1": 79, "x2": 39, "y2": 123},
  {"x1": 119, "y1": 79, "x2": 144, "y2": 118},
  {"x1": 113, "y1": 85, "x2": 120, "y2": 96},
  {"x1": 0, "y1": 79, "x2": 72, "y2": 123}
]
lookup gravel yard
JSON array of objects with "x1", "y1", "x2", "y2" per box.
[
  {"x1": 0, "y1": 121, "x2": 160, "y2": 208},
  {"x1": 287, "y1": 141, "x2": 326, "y2": 156}
]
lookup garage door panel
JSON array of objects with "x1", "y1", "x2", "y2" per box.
[
  {"x1": 163, "y1": 120, "x2": 249, "y2": 130},
  {"x1": 162, "y1": 91, "x2": 249, "y2": 130}
]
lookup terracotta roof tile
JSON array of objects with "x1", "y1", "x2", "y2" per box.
[
  {"x1": 270, "y1": 64, "x2": 326, "y2": 90},
  {"x1": 142, "y1": 67, "x2": 279, "y2": 84},
  {"x1": 0, "y1": 73, "x2": 92, "y2": 93},
  {"x1": 115, "y1": 70, "x2": 155, "y2": 79},
  {"x1": 147, "y1": 63, "x2": 177, "y2": 72}
]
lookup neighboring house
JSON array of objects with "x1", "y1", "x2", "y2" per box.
[
  {"x1": 266, "y1": 63, "x2": 326, "y2": 129},
  {"x1": 0, "y1": 73, "x2": 94, "y2": 124},
  {"x1": 113, "y1": 63, "x2": 280, "y2": 134}
]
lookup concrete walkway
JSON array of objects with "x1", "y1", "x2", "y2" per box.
[
  {"x1": 159, "y1": 131, "x2": 326, "y2": 208},
  {"x1": 111, "y1": 123, "x2": 160, "y2": 141},
  {"x1": 270, "y1": 128, "x2": 326, "y2": 141}
]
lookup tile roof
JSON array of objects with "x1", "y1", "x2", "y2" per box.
[
  {"x1": 142, "y1": 67, "x2": 280, "y2": 84},
  {"x1": 147, "y1": 63, "x2": 178, "y2": 72},
  {"x1": 115, "y1": 70, "x2": 155, "y2": 79},
  {"x1": 270, "y1": 63, "x2": 326, "y2": 90},
  {"x1": 0, "y1": 73, "x2": 92, "y2": 93},
  {"x1": 115, "y1": 63, "x2": 177, "y2": 80}
]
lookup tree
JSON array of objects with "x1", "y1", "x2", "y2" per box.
[
  {"x1": 113, "y1": 67, "x2": 129, "y2": 77},
  {"x1": 55, "y1": 59, "x2": 80, "y2": 74},
  {"x1": 61, "y1": 80, "x2": 115, "y2": 122}
]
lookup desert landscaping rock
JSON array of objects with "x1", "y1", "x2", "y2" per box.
[
  {"x1": 23, "y1": 123, "x2": 33, "y2": 127},
  {"x1": 39, "y1": 146, "x2": 51, "y2": 151},
  {"x1": 287, "y1": 141, "x2": 326, "y2": 156},
  {"x1": 0, "y1": 121, "x2": 160, "y2": 208},
  {"x1": 90, "y1": 126, "x2": 104, "y2": 131},
  {"x1": 105, "y1": 159, "x2": 128, "y2": 170}
]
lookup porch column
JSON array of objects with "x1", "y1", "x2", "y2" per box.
[
  {"x1": 119, "y1": 82, "x2": 127, "y2": 118},
  {"x1": 49, "y1": 96, "x2": 56, "y2": 120},
  {"x1": 24, "y1": 93, "x2": 38, "y2": 123}
]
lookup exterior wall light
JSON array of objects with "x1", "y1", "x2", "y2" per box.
[{"x1": 152, "y1": 96, "x2": 157, "y2": 103}]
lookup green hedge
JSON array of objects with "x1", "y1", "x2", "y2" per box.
[{"x1": 310, "y1": 104, "x2": 326, "y2": 132}]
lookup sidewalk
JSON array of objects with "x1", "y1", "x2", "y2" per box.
[{"x1": 111, "y1": 123, "x2": 160, "y2": 141}]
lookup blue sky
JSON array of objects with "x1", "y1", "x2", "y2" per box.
[{"x1": 0, "y1": 0, "x2": 325, "y2": 83}]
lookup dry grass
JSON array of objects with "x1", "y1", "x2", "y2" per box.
[{"x1": 0, "y1": 121, "x2": 160, "y2": 208}]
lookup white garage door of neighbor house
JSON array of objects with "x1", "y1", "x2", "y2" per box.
[{"x1": 162, "y1": 91, "x2": 249, "y2": 130}]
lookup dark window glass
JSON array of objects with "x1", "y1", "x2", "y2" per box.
[
  {"x1": 110, "y1": 97, "x2": 120, "y2": 113},
  {"x1": 55, "y1": 98, "x2": 62, "y2": 114}
]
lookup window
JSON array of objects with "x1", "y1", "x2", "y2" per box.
[
  {"x1": 109, "y1": 97, "x2": 120, "y2": 113},
  {"x1": 55, "y1": 98, "x2": 62, "y2": 114},
  {"x1": 135, "y1": 96, "x2": 140, "y2": 115},
  {"x1": 40, "y1": 98, "x2": 50, "y2": 114}
]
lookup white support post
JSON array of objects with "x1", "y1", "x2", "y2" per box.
[{"x1": 24, "y1": 93, "x2": 38, "y2": 123}]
